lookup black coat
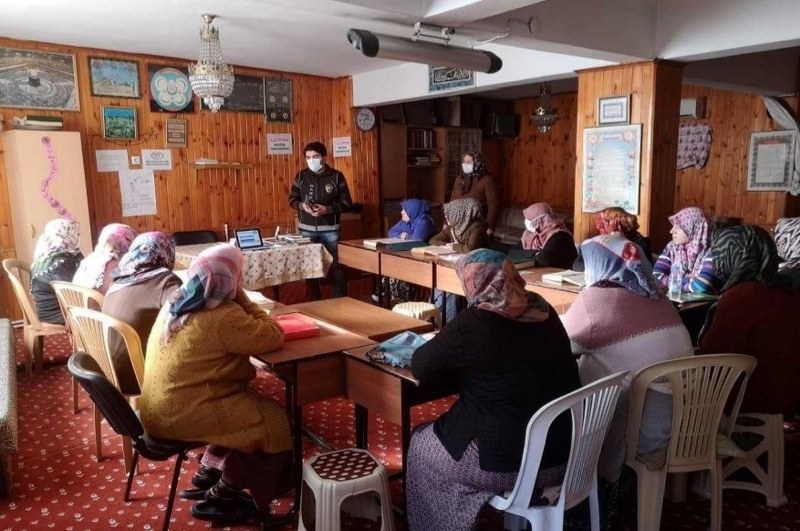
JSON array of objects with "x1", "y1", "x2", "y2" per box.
[
  {"x1": 411, "y1": 306, "x2": 580, "y2": 472},
  {"x1": 512, "y1": 231, "x2": 578, "y2": 269}
]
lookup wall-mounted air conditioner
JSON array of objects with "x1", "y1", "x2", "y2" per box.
[{"x1": 680, "y1": 97, "x2": 707, "y2": 119}]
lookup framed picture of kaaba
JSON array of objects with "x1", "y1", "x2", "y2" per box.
[
  {"x1": 201, "y1": 74, "x2": 264, "y2": 113},
  {"x1": 265, "y1": 77, "x2": 292, "y2": 123},
  {"x1": 0, "y1": 47, "x2": 79, "y2": 111},
  {"x1": 148, "y1": 64, "x2": 195, "y2": 113}
]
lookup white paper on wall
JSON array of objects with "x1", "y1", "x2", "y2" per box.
[
  {"x1": 142, "y1": 149, "x2": 173, "y2": 170},
  {"x1": 118, "y1": 169, "x2": 157, "y2": 216},
  {"x1": 96, "y1": 149, "x2": 129, "y2": 172}
]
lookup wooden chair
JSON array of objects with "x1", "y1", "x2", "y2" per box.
[
  {"x1": 2, "y1": 258, "x2": 66, "y2": 379},
  {"x1": 68, "y1": 307, "x2": 145, "y2": 474},
  {"x1": 624, "y1": 354, "x2": 757, "y2": 531},
  {"x1": 489, "y1": 371, "x2": 627, "y2": 531}
]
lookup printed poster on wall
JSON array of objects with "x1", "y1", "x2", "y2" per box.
[
  {"x1": 582, "y1": 124, "x2": 642, "y2": 214},
  {"x1": 332, "y1": 136, "x2": 352, "y2": 157},
  {"x1": 142, "y1": 149, "x2": 173, "y2": 170},
  {"x1": 119, "y1": 169, "x2": 157, "y2": 216},
  {"x1": 267, "y1": 133, "x2": 293, "y2": 155}
]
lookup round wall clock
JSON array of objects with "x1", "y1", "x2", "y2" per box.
[
  {"x1": 150, "y1": 67, "x2": 192, "y2": 112},
  {"x1": 355, "y1": 107, "x2": 376, "y2": 131}
]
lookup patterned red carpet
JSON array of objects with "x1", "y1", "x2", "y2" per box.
[{"x1": 3, "y1": 277, "x2": 799, "y2": 530}]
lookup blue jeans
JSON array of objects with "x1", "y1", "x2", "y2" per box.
[{"x1": 301, "y1": 230, "x2": 346, "y2": 299}]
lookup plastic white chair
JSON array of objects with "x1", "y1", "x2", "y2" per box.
[
  {"x1": 69, "y1": 307, "x2": 145, "y2": 473},
  {"x1": 489, "y1": 371, "x2": 628, "y2": 531},
  {"x1": 2, "y1": 258, "x2": 66, "y2": 379},
  {"x1": 625, "y1": 353, "x2": 757, "y2": 531}
]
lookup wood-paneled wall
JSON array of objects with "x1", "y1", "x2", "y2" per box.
[
  {"x1": 495, "y1": 93, "x2": 578, "y2": 212},
  {"x1": 675, "y1": 85, "x2": 800, "y2": 226},
  {"x1": 0, "y1": 36, "x2": 378, "y2": 319}
]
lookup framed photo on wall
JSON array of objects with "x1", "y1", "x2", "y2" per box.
[
  {"x1": 746, "y1": 130, "x2": 796, "y2": 191},
  {"x1": 598, "y1": 95, "x2": 630, "y2": 125},
  {"x1": 102, "y1": 106, "x2": 137, "y2": 140},
  {"x1": 88, "y1": 57, "x2": 140, "y2": 98},
  {"x1": 0, "y1": 47, "x2": 79, "y2": 111},
  {"x1": 582, "y1": 124, "x2": 642, "y2": 214}
]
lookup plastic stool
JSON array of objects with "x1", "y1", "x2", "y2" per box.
[
  {"x1": 392, "y1": 301, "x2": 440, "y2": 328},
  {"x1": 298, "y1": 449, "x2": 395, "y2": 531}
]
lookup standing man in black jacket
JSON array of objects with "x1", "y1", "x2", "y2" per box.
[{"x1": 288, "y1": 141, "x2": 353, "y2": 299}]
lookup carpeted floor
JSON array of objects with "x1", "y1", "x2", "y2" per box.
[{"x1": 3, "y1": 276, "x2": 799, "y2": 530}]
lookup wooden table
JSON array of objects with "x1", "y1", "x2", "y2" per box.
[
  {"x1": 274, "y1": 297, "x2": 433, "y2": 341},
  {"x1": 344, "y1": 345, "x2": 457, "y2": 480},
  {"x1": 252, "y1": 314, "x2": 374, "y2": 518},
  {"x1": 519, "y1": 267, "x2": 582, "y2": 314},
  {"x1": 338, "y1": 240, "x2": 380, "y2": 275}
]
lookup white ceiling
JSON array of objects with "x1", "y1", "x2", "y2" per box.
[{"x1": 1, "y1": 0, "x2": 799, "y2": 100}]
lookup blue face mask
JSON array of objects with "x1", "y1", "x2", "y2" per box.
[{"x1": 307, "y1": 157, "x2": 323, "y2": 172}]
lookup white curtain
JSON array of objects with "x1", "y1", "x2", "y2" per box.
[{"x1": 762, "y1": 96, "x2": 800, "y2": 196}]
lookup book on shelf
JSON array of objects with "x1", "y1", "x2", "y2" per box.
[
  {"x1": 410, "y1": 245, "x2": 458, "y2": 256},
  {"x1": 540, "y1": 270, "x2": 586, "y2": 287},
  {"x1": 25, "y1": 115, "x2": 63, "y2": 123},
  {"x1": 273, "y1": 315, "x2": 320, "y2": 341}
]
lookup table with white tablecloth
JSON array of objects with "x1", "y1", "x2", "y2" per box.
[{"x1": 175, "y1": 243, "x2": 333, "y2": 291}]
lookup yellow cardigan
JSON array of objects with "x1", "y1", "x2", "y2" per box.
[{"x1": 140, "y1": 299, "x2": 290, "y2": 453}]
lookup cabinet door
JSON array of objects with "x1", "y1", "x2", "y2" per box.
[{"x1": 380, "y1": 123, "x2": 407, "y2": 200}]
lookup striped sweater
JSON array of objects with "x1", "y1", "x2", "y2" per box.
[{"x1": 652, "y1": 249, "x2": 722, "y2": 294}]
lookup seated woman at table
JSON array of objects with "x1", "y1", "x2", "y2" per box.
[
  {"x1": 102, "y1": 232, "x2": 182, "y2": 395},
  {"x1": 774, "y1": 216, "x2": 800, "y2": 288},
  {"x1": 140, "y1": 244, "x2": 290, "y2": 524},
  {"x1": 561, "y1": 233, "x2": 692, "y2": 525},
  {"x1": 407, "y1": 249, "x2": 580, "y2": 531},
  {"x1": 512, "y1": 202, "x2": 577, "y2": 268},
  {"x1": 652, "y1": 206, "x2": 719, "y2": 293},
  {"x1": 385, "y1": 198, "x2": 438, "y2": 303},
  {"x1": 699, "y1": 225, "x2": 800, "y2": 418},
  {"x1": 573, "y1": 207, "x2": 653, "y2": 271},
  {"x1": 431, "y1": 197, "x2": 488, "y2": 322},
  {"x1": 73, "y1": 223, "x2": 137, "y2": 294},
  {"x1": 30, "y1": 218, "x2": 84, "y2": 325}
]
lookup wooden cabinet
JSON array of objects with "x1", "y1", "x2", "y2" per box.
[{"x1": 3, "y1": 130, "x2": 93, "y2": 265}]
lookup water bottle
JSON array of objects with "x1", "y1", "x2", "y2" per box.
[{"x1": 668, "y1": 262, "x2": 683, "y2": 300}]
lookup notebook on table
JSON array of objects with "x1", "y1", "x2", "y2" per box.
[
  {"x1": 540, "y1": 270, "x2": 586, "y2": 287},
  {"x1": 410, "y1": 245, "x2": 458, "y2": 256},
  {"x1": 363, "y1": 238, "x2": 427, "y2": 251},
  {"x1": 273, "y1": 315, "x2": 321, "y2": 341},
  {"x1": 508, "y1": 249, "x2": 537, "y2": 269}
]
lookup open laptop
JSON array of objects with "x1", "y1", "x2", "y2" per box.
[{"x1": 234, "y1": 227, "x2": 269, "y2": 251}]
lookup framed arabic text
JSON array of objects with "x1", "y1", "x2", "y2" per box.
[
  {"x1": 746, "y1": 130, "x2": 795, "y2": 191},
  {"x1": 428, "y1": 66, "x2": 474, "y2": 92},
  {"x1": 582, "y1": 124, "x2": 642, "y2": 214}
]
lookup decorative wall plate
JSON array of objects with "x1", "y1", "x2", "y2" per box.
[{"x1": 149, "y1": 67, "x2": 192, "y2": 112}]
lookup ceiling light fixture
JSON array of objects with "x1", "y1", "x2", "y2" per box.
[
  {"x1": 532, "y1": 83, "x2": 559, "y2": 133},
  {"x1": 189, "y1": 14, "x2": 235, "y2": 112},
  {"x1": 347, "y1": 25, "x2": 502, "y2": 74}
]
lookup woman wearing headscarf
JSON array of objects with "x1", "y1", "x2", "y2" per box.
[
  {"x1": 562, "y1": 234, "x2": 693, "y2": 493},
  {"x1": 73, "y1": 223, "x2": 137, "y2": 293},
  {"x1": 652, "y1": 206, "x2": 719, "y2": 293},
  {"x1": 574, "y1": 207, "x2": 653, "y2": 271},
  {"x1": 431, "y1": 197, "x2": 489, "y2": 322},
  {"x1": 102, "y1": 232, "x2": 182, "y2": 394},
  {"x1": 430, "y1": 197, "x2": 488, "y2": 252},
  {"x1": 450, "y1": 151, "x2": 499, "y2": 235},
  {"x1": 774, "y1": 217, "x2": 800, "y2": 288},
  {"x1": 699, "y1": 225, "x2": 800, "y2": 418},
  {"x1": 140, "y1": 244, "x2": 289, "y2": 524},
  {"x1": 388, "y1": 198, "x2": 436, "y2": 242},
  {"x1": 407, "y1": 249, "x2": 580, "y2": 531},
  {"x1": 30, "y1": 218, "x2": 83, "y2": 325},
  {"x1": 512, "y1": 202, "x2": 577, "y2": 268}
]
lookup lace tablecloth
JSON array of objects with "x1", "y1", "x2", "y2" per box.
[{"x1": 175, "y1": 243, "x2": 333, "y2": 290}]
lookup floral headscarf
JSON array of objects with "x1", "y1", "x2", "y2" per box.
[
  {"x1": 582, "y1": 233, "x2": 661, "y2": 299},
  {"x1": 444, "y1": 197, "x2": 483, "y2": 243},
  {"x1": 709, "y1": 225, "x2": 778, "y2": 292},
  {"x1": 73, "y1": 223, "x2": 137, "y2": 290},
  {"x1": 459, "y1": 151, "x2": 489, "y2": 195},
  {"x1": 31, "y1": 218, "x2": 81, "y2": 279},
  {"x1": 665, "y1": 207, "x2": 710, "y2": 277},
  {"x1": 162, "y1": 244, "x2": 243, "y2": 345},
  {"x1": 107, "y1": 231, "x2": 176, "y2": 293},
  {"x1": 456, "y1": 248, "x2": 550, "y2": 322},
  {"x1": 521, "y1": 202, "x2": 571, "y2": 251},
  {"x1": 774, "y1": 217, "x2": 800, "y2": 270},
  {"x1": 594, "y1": 207, "x2": 640, "y2": 237}
]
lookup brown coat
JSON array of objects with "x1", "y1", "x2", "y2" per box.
[
  {"x1": 140, "y1": 299, "x2": 290, "y2": 453},
  {"x1": 450, "y1": 174, "x2": 499, "y2": 231},
  {"x1": 430, "y1": 220, "x2": 489, "y2": 253}
]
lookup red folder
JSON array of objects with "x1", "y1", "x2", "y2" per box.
[{"x1": 274, "y1": 315, "x2": 320, "y2": 341}]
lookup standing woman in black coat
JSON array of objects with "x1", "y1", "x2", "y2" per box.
[{"x1": 406, "y1": 249, "x2": 581, "y2": 531}]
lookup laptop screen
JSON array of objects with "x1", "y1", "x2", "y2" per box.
[{"x1": 235, "y1": 228, "x2": 263, "y2": 250}]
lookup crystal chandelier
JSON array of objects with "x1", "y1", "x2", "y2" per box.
[
  {"x1": 189, "y1": 14, "x2": 235, "y2": 112},
  {"x1": 532, "y1": 83, "x2": 559, "y2": 133}
]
